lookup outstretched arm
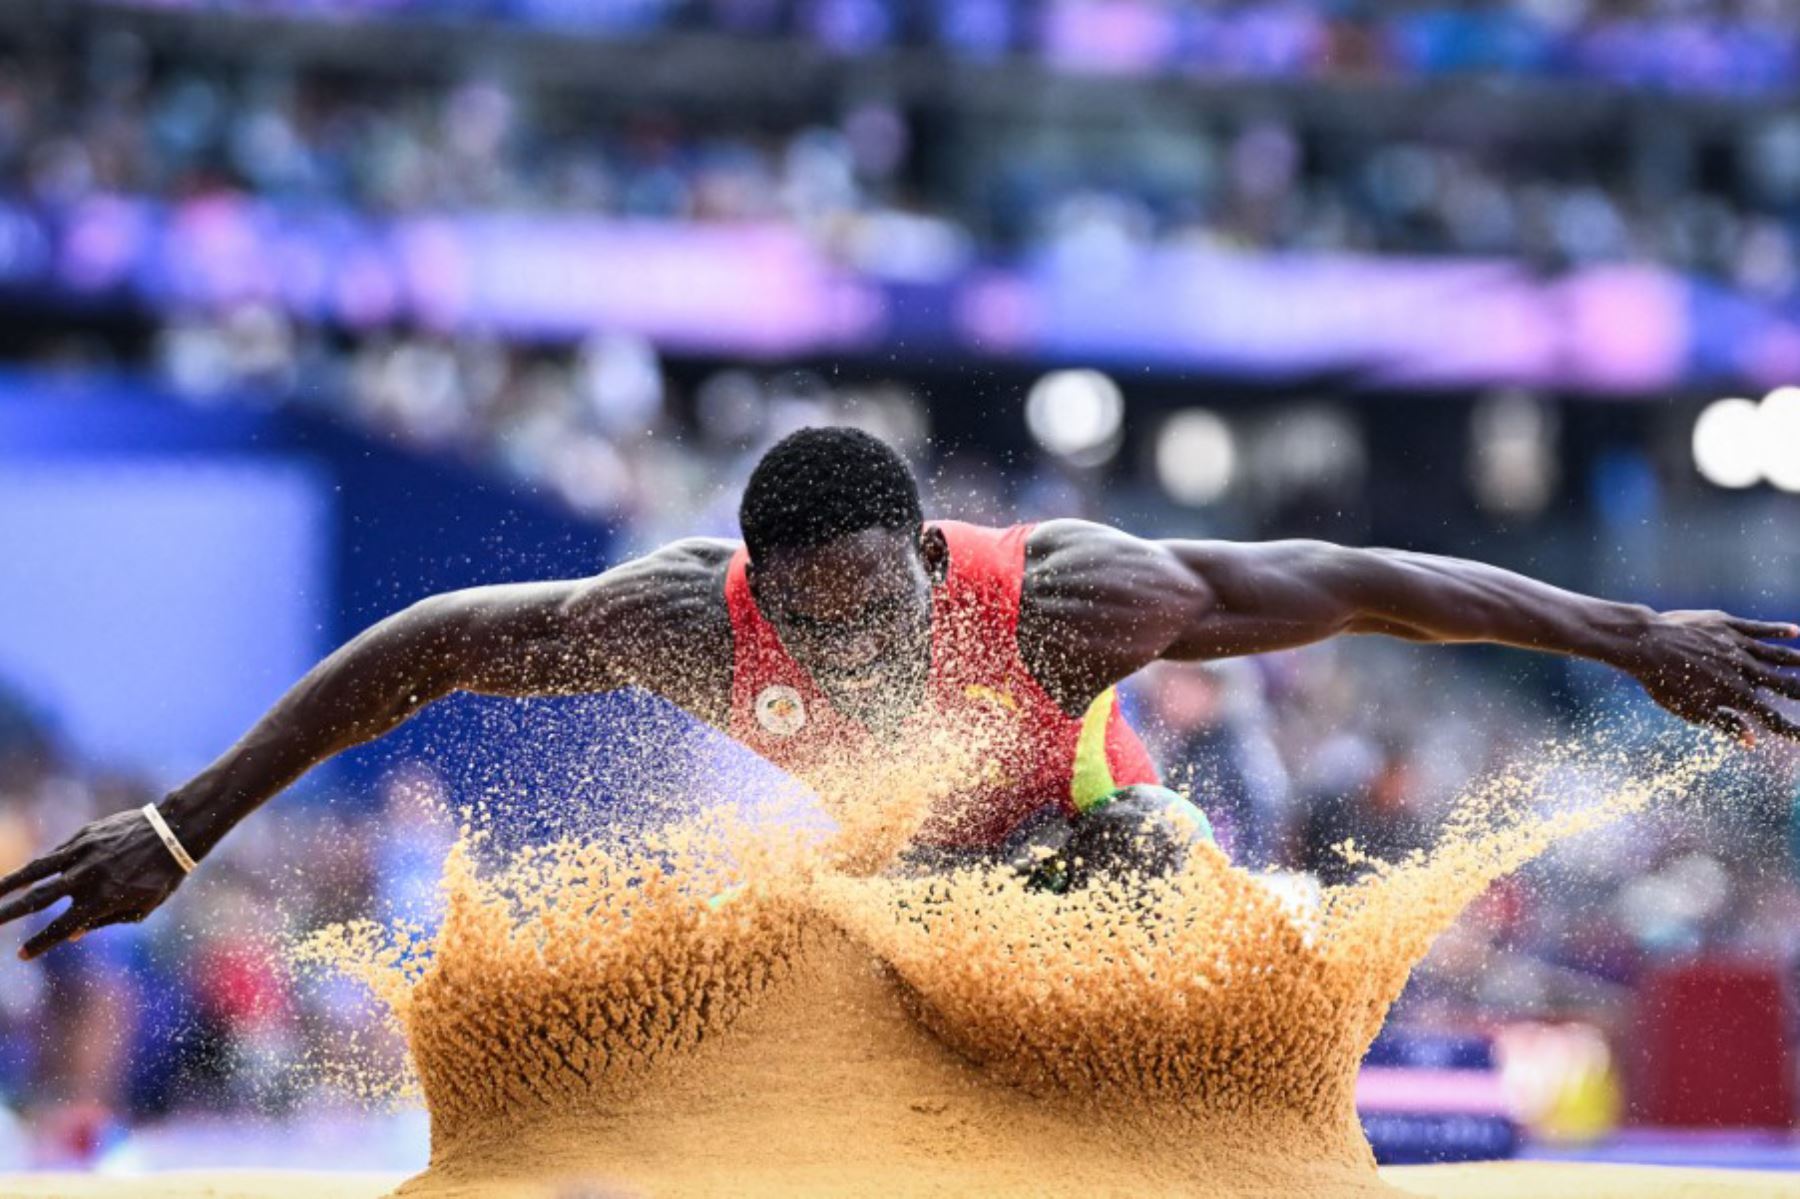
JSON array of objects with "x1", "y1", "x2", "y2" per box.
[
  {"x1": 0, "y1": 540, "x2": 729, "y2": 959},
  {"x1": 1020, "y1": 520, "x2": 1800, "y2": 742}
]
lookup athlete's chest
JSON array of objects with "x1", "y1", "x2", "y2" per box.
[
  {"x1": 723, "y1": 521, "x2": 1082, "y2": 766},
  {"x1": 732, "y1": 628, "x2": 1067, "y2": 785}
]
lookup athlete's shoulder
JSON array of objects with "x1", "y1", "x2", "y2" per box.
[
  {"x1": 561, "y1": 538, "x2": 733, "y2": 718},
  {"x1": 1023, "y1": 519, "x2": 1208, "y2": 622},
  {"x1": 1018, "y1": 519, "x2": 1212, "y2": 707},
  {"x1": 598, "y1": 536, "x2": 733, "y2": 587},
  {"x1": 643, "y1": 536, "x2": 741, "y2": 571},
  {"x1": 577, "y1": 538, "x2": 731, "y2": 616},
  {"x1": 1024, "y1": 518, "x2": 1171, "y2": 580}
]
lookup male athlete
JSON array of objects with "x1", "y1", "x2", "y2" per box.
[{"x1": 3, "y1": 427, "x2": 1798, "y2": 958}]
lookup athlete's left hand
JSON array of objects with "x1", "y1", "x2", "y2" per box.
[{"x1": 1619, "y1": 611, "x2": 1800, "y2": 746}]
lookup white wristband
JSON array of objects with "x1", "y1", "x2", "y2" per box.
[{"x1": 141, "y1": 805, "x2": 197, "y2": 874}]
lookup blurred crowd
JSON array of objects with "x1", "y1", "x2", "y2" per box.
[
  {"x1": 84, "y1": 0, "x2": 1800, "y2": 96},
  {"x1": 156, "y1": 317, "x2": 952, "y2": 543},
  {"x1": 7, "y1": 16, "x2": 1800, "y2": 538},
  {"x1": 2, "y1": 600, "x2": 1798, "y2": 1160},
  {"x1": 7, "y1": 24, "x2": 1800, "y2": 286}
]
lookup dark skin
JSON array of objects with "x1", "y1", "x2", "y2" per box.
[{"x1": 4, "y1": 519, "x2": 1798, "y2": 959}]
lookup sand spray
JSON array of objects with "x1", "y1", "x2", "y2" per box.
[{"x1": 295, "y1": 724, "x2": 1729, "y2": 1198}]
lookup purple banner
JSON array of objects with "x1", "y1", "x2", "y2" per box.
[
  {"x1": 14, "y1": 193, "x2": 1800, "y2": 393},
  {"x1": 965, "y1": 249, "x2": 1692, "y2": 390},
  {"x1": 55, "y1": 196, "x2": 883, "y2": 355}
]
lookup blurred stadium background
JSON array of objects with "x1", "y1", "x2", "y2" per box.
[{"x1": 1, "y1": 0, "x2": 1800, "y2": 1178}]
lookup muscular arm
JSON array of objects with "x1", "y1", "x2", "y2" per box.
[
  {"x1": 1159, "y1": 538, "x2": 1659, "y2": 661},
  {"x1": 165, "y1": 541, "x2": 730, "y2": 858},
  {"x1": 0, "y1": 540, "x2": 731, "y2": 958},
  {"x1": 1020, "y1": 520, "x2": 1800, "y2": 741}
]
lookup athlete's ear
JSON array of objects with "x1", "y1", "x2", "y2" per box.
[{"x1": 919, "y1": 526, "x2": 948, "y2": 583}]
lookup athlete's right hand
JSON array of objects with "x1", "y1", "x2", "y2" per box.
[{"x1": 0, "y1": 807, "x2": 191, "y2": 960}]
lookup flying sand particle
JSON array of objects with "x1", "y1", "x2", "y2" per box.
[{"x1": 297, "y1": 730, "x2": 1731, "y2": 1199}]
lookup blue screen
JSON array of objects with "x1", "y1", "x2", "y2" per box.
[{"x1": 0, "y1": 456, "x2": 330, "y2": 783}]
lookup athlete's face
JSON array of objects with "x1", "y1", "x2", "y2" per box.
[{"x1": 750, "y1": 526, "x2": 941, "y2": 715}]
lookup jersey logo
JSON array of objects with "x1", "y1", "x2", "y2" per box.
[{"x1": 755, "y1": 685, "x2": 808, "y2": 736}]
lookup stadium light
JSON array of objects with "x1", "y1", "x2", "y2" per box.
[
  {"x1": 1469, "y1": 390, "x2": 1556, "y2": 516},
  {"x1": 1691, "y1": 397, "x2": 1763, "y2": 489},
  {"x1": 1248, "y1": 403, "x2": 1367, "y2": 498},
  {"x1": 1025, "y1": 369, "x2": 1124, "y2": 465},
  {"x1": 1154, "y1": 409, "x2": 1236, "y2": 506},
  {"x1": 1757, "y1": 386, "x2": 1800, "y2": 493}
]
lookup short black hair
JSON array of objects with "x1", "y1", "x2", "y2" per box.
[{"x1": 740, "y1": 426, "x2": 923, "y2": 560}]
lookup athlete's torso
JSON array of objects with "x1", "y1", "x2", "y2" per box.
[{"x1": 724, "y1": 521, "x2": 1159, "y2": 848}]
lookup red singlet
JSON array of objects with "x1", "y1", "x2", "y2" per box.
[{"x1": 724, "y1": 520, "x2": 1160, "y2": 849}]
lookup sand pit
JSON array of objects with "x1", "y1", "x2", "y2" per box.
[
  {"x1": 278, "y1": 734, "x2": 1761, "y2": 1198},
  {"x1": 8, "y1": 734, "x2": 1786, "y2": 1199}
]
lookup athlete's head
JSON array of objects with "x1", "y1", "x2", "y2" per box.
[{"x1": 741, "y1": 427, "x2": 944, "y2": 710}]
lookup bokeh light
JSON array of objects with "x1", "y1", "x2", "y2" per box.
[
  {"x1": 1154, "y1": 409, "x2": 1237, "y2": 506},
  {"x1": 1756, "y1": 386, "x2": 1800, "y2": 493},
  {"x1": 1469, "y1": 390, "x2": 1558, "y2": 516},
  {"x1": 1691, "y1": 397, "x2": 1763, "y2": 489},
  {"x1": 1025, "y1": 369, "x2": 1124, "y2": 465}
]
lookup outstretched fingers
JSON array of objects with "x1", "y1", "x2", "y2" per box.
[
  {"x1": 19, "y1": 909, "x2": 91, "y2": 962},
  {"x1": 1753, "y1": 665, "x2": 1800, "y2": 702},
  {"x1": 0, "y1": 846, "x2": 75, "y2": 900},
  {"x1": 1747, "y1": 701, "x2": 1800, "y2": 744},
  {"x1": 1731, "y1": 617, "x2": 1800, "y2": 641},
  {"x1": 0, "y1": 881, "x2": 70, "y2": 927},
  {"x1": 1707, "y1": 706, "x2": 1757, "y2": 746},
  {"x1": 1746, "y1": 639, "x2": 1800, "y2": 669}
]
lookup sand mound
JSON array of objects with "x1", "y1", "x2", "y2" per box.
[
  {"x1": 389, "y1": 927, "x2": 1388, "y2": 1199},
  {"x1": 295, "y1": 734, "x2": 1729, "y2": 1198}
]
